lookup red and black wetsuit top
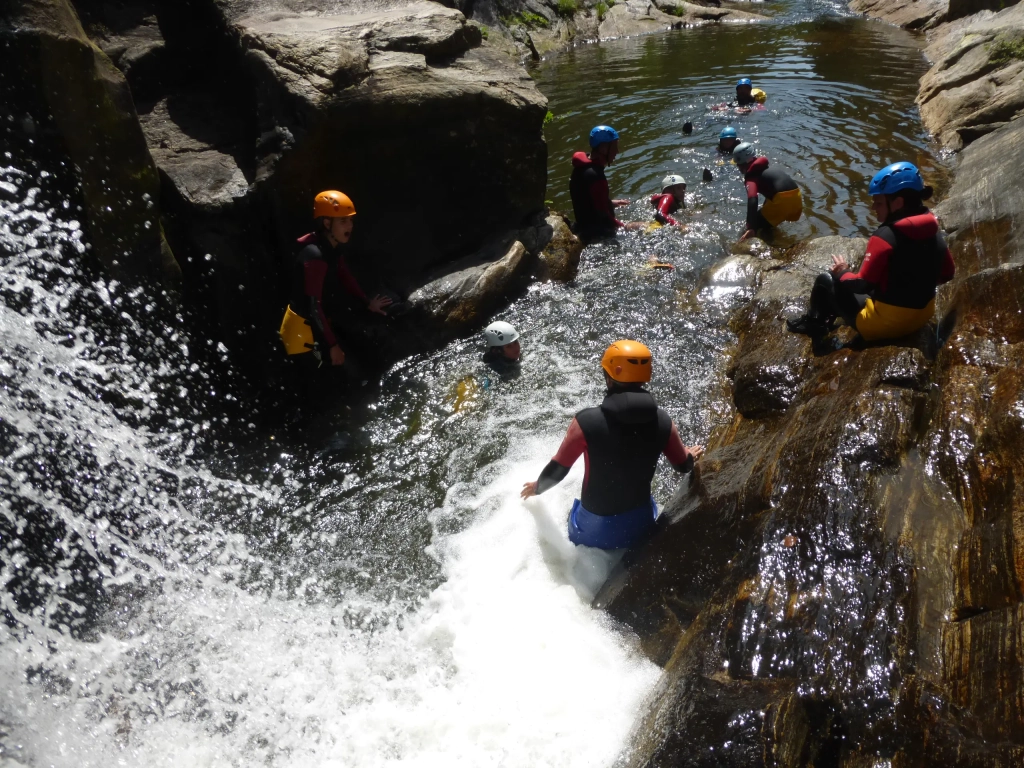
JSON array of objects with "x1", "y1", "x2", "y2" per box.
[
  {"x1": 650, "y1": 193, "x2": 681, "y2": 226},
  {"x1": 569, "y1": 152, "x2": 623, "y2": 241},
  {"x1": 289, "y1": 232, "x2": 368, "y2": 348},
  {"x1": 743, "y1": 157, "x2": 797, "y2": 228},
  {"x1": 536, "y1": 388, "x2": 695, "y2": 516},
  {"x1": 838, "y1": 210, "x2": 955, "y2": 308}
]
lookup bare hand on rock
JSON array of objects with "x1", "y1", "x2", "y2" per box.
[
  {"x1": 612, "y1": 199, "x2": 631, "y2": 206},
  {"x1": 622, "y1": 221, "x2": 646, "y2": 231},
  {"x1": 330, "y1": 345, "x2": 346, "y2": 366},
  {"x1": 690, "y1": 445, "x2": 705, "y2": 461},
  {"x1": 368, "y1": 294, "x2": 393, "y2": 315},
  {"x1": 830, "y1": 254, "x2": 850, "y2": 275}
]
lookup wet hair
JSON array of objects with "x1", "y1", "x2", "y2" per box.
[{"x1": 890, "y1": 185, "x2": 934, "y2": 210}]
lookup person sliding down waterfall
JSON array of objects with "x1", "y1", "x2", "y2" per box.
[
  {"x1": 278, "y1": 190, "x2": 400, "y2": 373},
  {"x1": 520, "y1": 341, "x2": 704, "y2": 550},
  {"x1": 786, "y1": 162, "x2": 955, "y2": 341},
  {"x1": 733, "y1": 143, "x2": 803, "y2": 243},
  {"x1": 569, "y1": 125, "x2": 644, "y2": 242}
]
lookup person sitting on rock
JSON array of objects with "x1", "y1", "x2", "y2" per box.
[
  {"x1": 650, "y1": 175, "x2": 687, "y2": 227},
  {"x1": 733, "y1": 143, "x2": 803, "y2": 242},
  {"x1": 717, "y1": 126, "x2": 741, "y2": 154},
  {"x1": 569, "y1": 125, "x2": 644, "y2": 242},
  {"x1": 483, "y1": 320, "x2": 521, "y2": 373},
  {"x1": 786, "y1": 162, "x2": 955, "y2": 341},
  {"x1": 278, "y1": 190, "x2": 394, "y2": 370},
  {"x1": 520, "y1": 340, "x2": 704, "y2": 550}
]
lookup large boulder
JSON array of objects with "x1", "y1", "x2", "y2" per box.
[
  {"x1": 848, "y1": 0, "x2": 948, "y2": 29},
  {"x1": 0, "y1": 0, "x2": 179, "y2": 285},
  {"x1": 917, "y1": 3, "x2": 1024, "y2": 149}
]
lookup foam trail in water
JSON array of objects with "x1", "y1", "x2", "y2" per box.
[{"x1": 2, "y1": 434, "x2": 658, "y2": 768}]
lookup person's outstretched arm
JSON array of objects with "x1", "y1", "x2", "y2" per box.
[
  {"x1": 662, "y1": 422, "x2": 704, "y2": 472},
  {"x1": 521, "y1": 418, "x2": 586, "y2": 498}
]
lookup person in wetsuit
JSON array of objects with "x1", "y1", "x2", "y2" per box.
[
  {"x1": 787, "y1": 161, "x2": 955, "y2": 341},
  {"x1": 733, "y1": 143, "x2": 803, "y2": 241},
  {"x1": 718, "y1": 126, "x2": 741, "y2": 154},
  {"x1": 712, "y1": 78, "x2": 767, "y2": 113},
  {"x1": 483, "y1": 320, "x2": 521, "y2": 374},
  {"x1": 520, "y1": 340, "x2": 704, "y2": 550},
  {"x1": 650, "y1": 175, "x2": 687, "y2": 227},
  {"x1": 569, "y1": 125, "x2": 643, "y2": 242},
  {"x1": 278, "y1": 190, "x2": 394, "y2": 370}
]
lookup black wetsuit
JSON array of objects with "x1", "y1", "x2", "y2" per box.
[
  {"x1": 536, "y1": 387, "x2": 694, "y2": 516},
  {"x1": 569, "y1": 152, "x2": 620, "y2": 241}
]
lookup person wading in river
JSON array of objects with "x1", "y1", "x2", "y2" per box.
[
  {"x1": 733, "y1": 143, "x2": 803, "y2": 242},
  {"x1": 786, "y1": 161, "x2": 955, "y2": 341},
  {"x1": 569, "y1": 125, "x2": 644, "y2": 242},
  {"x1": 520, "y1": 340, "x2": 704, "y2": 550},
  {"x1": 717, "y1": 126, "x2": 741, "y2": 154},
  {"x1": 278, "y1": 190, "x2": 394, "y2": 372}
]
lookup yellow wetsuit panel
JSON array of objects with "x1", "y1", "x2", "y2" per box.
[
  {"x1": 761, "y1": 188, "x2": 803, "y2": 227},
  {"x1": 855, "y1": 297, "x2": 935, "y2": 342},
  {"x1": 751, "y1": 88, "x2": 767, "y2": 103},
  {"x1": 279, "y1": 305, "x2": 314, "y2": 355}
]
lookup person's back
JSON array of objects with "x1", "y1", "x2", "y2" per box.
[
  {"x1": 570, "y1": 151, "x2": 616, "y2": 240},
  {"x1": 575, "y1": 387, "x2": 672, "y2": 516}
]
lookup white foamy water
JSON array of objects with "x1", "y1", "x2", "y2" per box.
[{"x1": 2, "y1": 435, "x2": 658, "y2": 767}]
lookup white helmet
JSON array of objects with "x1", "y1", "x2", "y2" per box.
[
  {"x1": 484, "y1": 320, "x2": 519, "y2": 347},
  {"x1": 662, "y1": 174, "x2": 686, "y2": 191},
  {"x1": 732, "y1": 142, "x2": 757, "y2": 166}
]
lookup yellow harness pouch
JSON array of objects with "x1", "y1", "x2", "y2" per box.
[
  {"x1": 751, "y1": 87, "x2": 767, "y2": 103},
  {"x1": 761, "y1": 188, "x2": 803, "y2": 226},
  {"x1": 855, "y1": 298, "x2": 935, "y2": 342},
  {"x1": 279, "y1": 305, "x2": 315, "y2": 355}
]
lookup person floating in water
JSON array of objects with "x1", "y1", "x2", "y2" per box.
[
  {"x1": 787, "y1": 161, "x2": 955, "y2": 341},
  {"x1": 717, "y1": 126, "x2": 741, "y2": 154},
  {"x1": 569, "y1": 125, "x2": 644, "y2": 242},
  {"x1": 483, "y1": 320, "x2": 521, "y2": 371},
  {"x1": 278, "y1": 190, "x2": 395, "y2": 370},
  {"x1": 520, "y1": 340, "x2": 704, "y2": 550},
  {"x1": 712, "y1": 78, "x2": 767, "y2": 113},
  {"x1": 733, "y1": 143, "x2": 803, "y2": 242},
  {"x1": 650, "y1": 175, "x2": 687, "y2": 227}
]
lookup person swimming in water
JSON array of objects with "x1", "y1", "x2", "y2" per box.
[
  {"x1": 650, "y1": 175, "x2": 687, "y2": 227},
  {"x1": 717, "y1": 126, "x2": 741, "y2": 154},
  {"x1": 520, "y1": 340, "x2": 703, "y2": 550},
  {"x1": 712, "y1": 78, "x2": 767, "y2": 113}
]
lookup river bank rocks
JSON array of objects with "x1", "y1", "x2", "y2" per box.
[{"x1": 852, "y1": 0, "x2": 1024, "y2": 150}]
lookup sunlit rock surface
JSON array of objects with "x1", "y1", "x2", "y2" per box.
[
  {"x1": 0, "y1": 0, "x2": 179, "y2": 285},
  {"x1": 601, "y1": 121, "x2": 1024, "y2": 763}
]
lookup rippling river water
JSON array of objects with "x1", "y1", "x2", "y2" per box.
[{"x1": 1, "y1": 3, "x2": 939, "y2": 766}]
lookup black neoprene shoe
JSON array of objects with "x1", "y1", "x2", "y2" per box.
[{"x1": 786, "y1": 314, "x2": 829, "y2": 337}]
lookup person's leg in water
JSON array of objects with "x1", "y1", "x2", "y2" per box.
[{"x1": 788, "y1": 273, "x2": 866, "y2": 336}]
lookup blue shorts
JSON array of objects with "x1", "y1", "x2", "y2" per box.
[{"x1": 567, "y1": 497, "x2": 658, "y2": 550}]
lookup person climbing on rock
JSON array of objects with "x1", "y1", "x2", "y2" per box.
[
  {"x1": 712, "y1": 78, "x2": 767, "y2": 113},
  {"x1": 786, "y1": 161, "x2": 955, "y2": 341},
  {"x1": 520, "y1": 340, "x2": 704, "y2": 550},
  {"x1": 717, "y1": 126, "x2": 741, "y2": 154},
  {"x1": 733, "y1": 143, "x2": 803, "y2": 241},
  {"x1": 278, "y1": 190, "x2": 395, "y2": 370},
  {"x1": 483, "y1": 320, "x2": 521, "y2": 371},
  {"x1": 650, "y1": 174, "x2": 687, "y2": 227},
  {"x1": 569, "y1": 125, "x2": 644, "y2": 242}
]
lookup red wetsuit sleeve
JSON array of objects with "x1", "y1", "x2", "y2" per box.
[
  {"x1": 589, "y1": 179, "x2": 623, "y2": 229},
  {"x1": 337, "y1": 257, "x2": 369, "y2": 303},
  {"x1": 745, "y1": 180, "x2": 760, "y2": 229},
  {"x1": 662, "y1": 422, "x2": 695, "y2": 471},
  {"x1": 655, "y1": 196, "x2": 678, "y2": 226},
  {"x1": 938, "y1": 238, "x2": 955, "y2": 284},
  {"x1": 840, "y1": 235, "x2": 891, "y2": 294},
  {"x1": 302, "y1": 258, "x2": 338, "y2": 348},
  {"x1": 551, "y1": 418, "x2": 587, "y2": 467}
]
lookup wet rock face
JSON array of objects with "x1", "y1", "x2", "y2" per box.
[
  {"x1": 602, "y1": 161, "x2": 1024, "y2": 765},
  {"x1": 0, "y1": 0, "x2": 179, "y2": 285},
  {"x1": 916, "y1": 3, "x2": 1024, "y2": 149}
]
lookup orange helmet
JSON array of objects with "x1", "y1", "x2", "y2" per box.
[
  {"x1": 313, "y1": 190, "x2": 356, "y2": 219},
  {"x1": 601, "y1": 340, "x2": 652, "y2": 383}
]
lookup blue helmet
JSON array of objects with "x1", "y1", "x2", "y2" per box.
[
  {"x1": 868, "y1": 161, "x2": 924, "y2": 195},
  {"x1": 589, "y1": 125, "x2": 620, "y2": 148},
  {"x1": 736, "y1": 77, "x2": 752, "y2": 87},
  {"x1": 719, "y1": 126, "x2": 737, "y2": 140}
]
